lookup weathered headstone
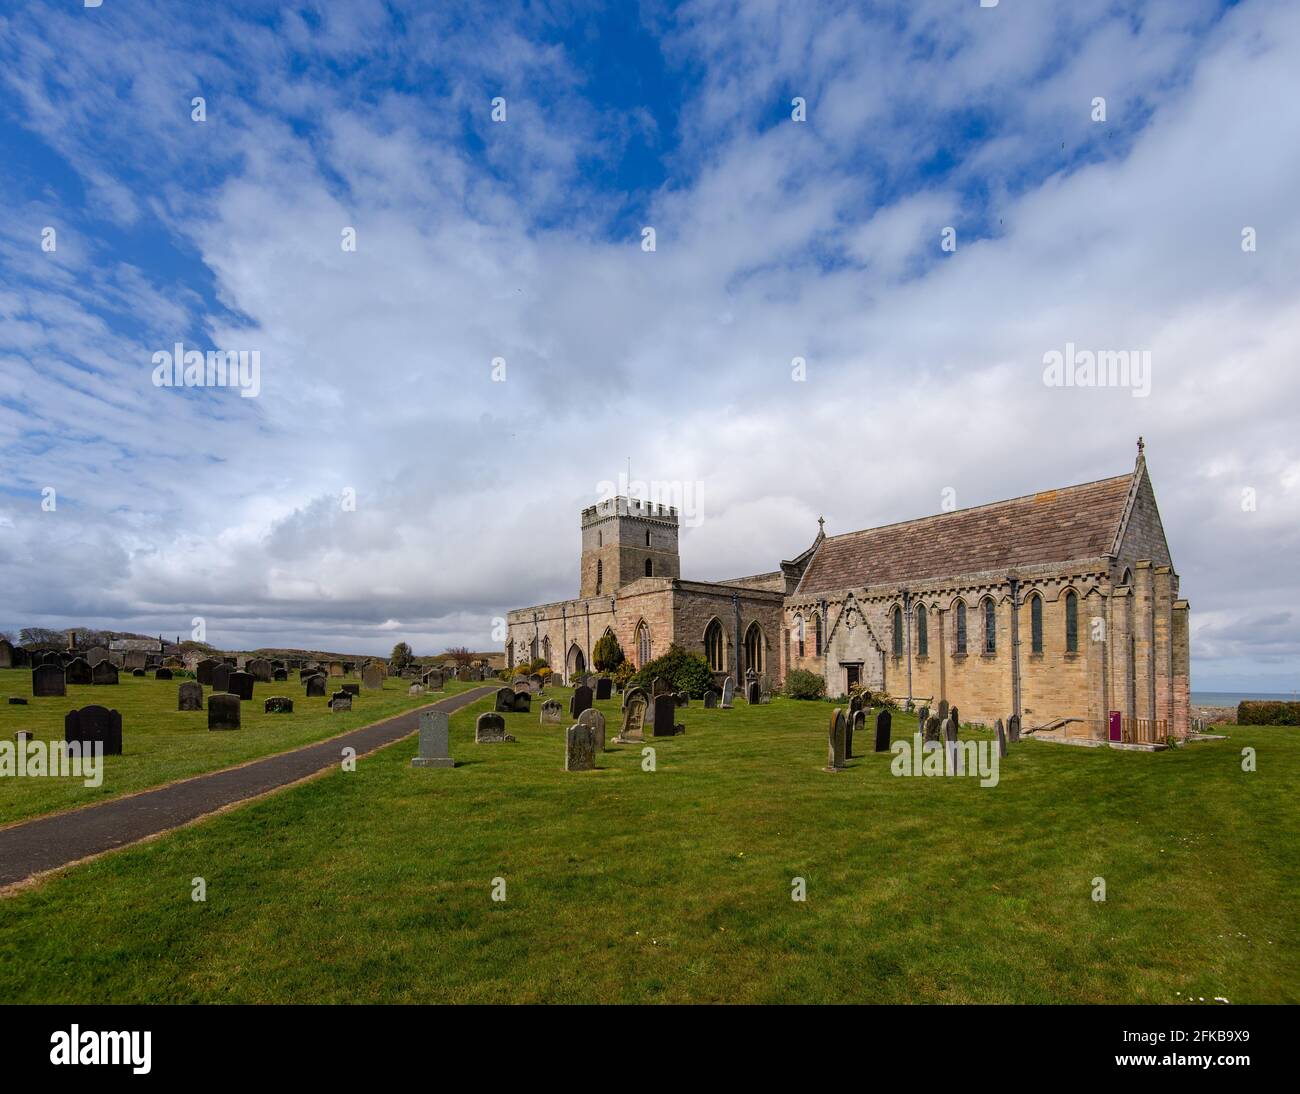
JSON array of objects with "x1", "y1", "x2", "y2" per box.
[
  {"x1": 720, "y1": 677, "x2": 735, "y2": 709},
  {"x1": 874, "y1": 708, "x2": 892, "y2": 752},
  {"x1": 423, "y1": 669, "x2": 444, "y2": 690},
  {"x1": 565, "y1": 723, "x2": 596, "y2": 771},
  {"x1": 923, "y1": 715, "x2": 941, "y2": 743},
  {"x1": 849, "y1": 709, "x2": 865, "y2": 758},
  {"x1": 540, "y1": 698, "x2": 563, "y2": 724},
  {"x1": 595, "y1": 676, "x2": 612, "y2": 701},
  {"x1": 32, "y1": 664, "x2": 66, "y2": 697},
  {"x1": 273, "y1": 668, "x2": 288, "y2": 682},
  {"x1": 362, "y1": 663, "x2": 384, "y2": 691},
  {"x1": 528, "y1": 673, "x2": 544, "y2": 695},
  {"x1": 330, "y1": 691, "x2": 353, "y2": 713},
  {"x1": 65, "y1": 705, "x2": 123, "y2": 755},
  {"x1": 475, "y1": 712, "x2": 515, "y2": 743},
  {"x1": 341, "y1": 683, "x2": 360, "y2": 697},
  {"x1": 91, "y1": 661, "x2": 119, "y2": 686},
  {"x1": 949, "y1": 706, "x2": 960, "y2": 731},
  {"x1": 917, "y1": 705, "x2": 930, "y2": 729},
  {"x1": 227, "y1": 670, "x2": 255, "y2": 700},
  {"x1": 622, "y1": 685, "x2": 648, "y2": 711},
  {"x1": 328, "y1": 661, "x2": 345, "y2": 677},
  {"x1": 131, "y1": 668, "x2": 146, "y2": 677},
  {"x1": 407, "y1": 683, "x2": 425, "y2": 696},
  {"x1": 154, "y1": 667, "x2": 173, "y2": 680},
  {"x1": 412, "y1": 711, "x2": 454, "y2": 768},
  {"x1": 208, "y1": 693, "x2": 241, "y2": 730},
  {"x1": 65, "y1": 658, "x2": 92, "y2": 685},
  {"x1": 0, "y1": 638, "x2": 13, "y2": 668},
  {"x1": 995, "y1": 718, "x2": 1008, "y2": 757},
  {"x1": 674, "y1": 691, "x2": 688, "y2": 708},
  {"x1": 123, "y1": 650, "x2": 148, "y2": 672},
  {"x1": 264, "y1": 696, "x2": 294, "y2": 714},
  {"x1": 304, "y1": 674, "x2": 326, "y2": 697},
  {"x1": 211, "y1": 663, "x2": 232, "y2": 692},
  {"x1": 616, "y1": 696, "x2": 647, "y2": 743},
  {"x1": 9, "y1": 697, "x2": 28, "y2": 705},
  {"x1": 177, "y1": 681, "x2": 204, "y2": 711},
  {"x1": 247, "y1": 658, "x2": 273, "y2": 683},
  {"x1": 826, "y1": 709, "x2": 847, "y2": 771},
  {"x1": 569, "y1": 685, "x2": 593, "y2": 719},
  {"x1": 195, "y1": 658, "x2": 218, "y2": 685},
  {"x1": 494, "y1": 687, "x2": 515, "y2": 713},
  {"x1": 513, "y1": 691, "x2": 532, "y2": 713},
  {"x1": 1008, "y1": 714, "x2": 1021, "y2": 744},
  {"x1": 936, "y1": 699, "x2": 949, "y2": 723},
  {"x1": 578, "y1": 707, "x2": 606, "y2": 751},
  {"x1": 652, "y1": 694, "x2": 684, "y2": 737}
]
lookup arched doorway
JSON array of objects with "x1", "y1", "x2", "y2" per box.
[{"x1": 566, "y1": 643, "x2": 586, "y2": 678}]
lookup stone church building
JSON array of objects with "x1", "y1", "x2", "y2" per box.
[{"x1": 506, "y1": 441, "x2": 1190, "y2": 739}]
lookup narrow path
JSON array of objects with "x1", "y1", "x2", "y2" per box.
[{"x1": 0, "y1": 685, "x2": 495, "y2": 892}]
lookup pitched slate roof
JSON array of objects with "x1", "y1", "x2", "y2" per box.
[{"x1": 795, "y1": 472, "x2": 1135, "y2": 596}]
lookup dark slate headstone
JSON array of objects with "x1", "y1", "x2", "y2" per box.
[
  {"x1": 341, "y1": 683, "x2": 360, "y2": 697},
  {"x1": 304, "y1": 674, "x2": 327, "y2": 697},
  {"x1": 944, "y1": 717, "x2": 958, "y2": 744},
  {"x1": 512, "y1": 691, "x2": 531, "y2": 713},
  {"x1": 64, "y1": 705, "x2": 122, "y2": 755},
  {"x1": 131, "y1": 668, "x2": 146, "y2": 677},
  {"x1": 423, "y1": 669, "x2": 445, "y2": 690},
  {"x1": 936, "y1": 699, "x2": 949, "y2": 723},
  {"x1": 652, "y1": 694, "x2": 684, "y2": 737},
  {"x1": 848, "y1": 709, "x2": 865, "y2": 759},
  {"x1": 703, "y1": 690, "x2": 718, "y2": 709},
  {"x1": 211, "y1": 663, "x2": 232, "y2": 692},
  {"x1": 32, "y1": 664, "x2": 66, "y2": 697},
  {"x1": 273, "y1": 668, "x2": 288, "y2": 682},
  {"x1": 264, "y1": 696, "x2": 294, "y2": 714},
  {"x1": 746, "y1": 681, "x2": 760, "y2": 704},
  {"x1": 226, "y1": 670, "x2": 255, "y2": 700},
  {"x1": 996, "y1": 718, "x2": 1008, "y2": 757},
  {"x1": 494, "y1": 687, "x2": 515, "y2": 713},
  {"x1": 208, "y1": 693, "x2": 241, "y2": 730},
  {"x1": 949, "y1": 706, "x2": 960, "y2": 731},
  {"x1": 65, "y1": 658, "x2": 92, "y2": 685},
  {"x1": 178, "y1": 681, "x2": 203, "y2": 711},
  {"x1": 330, "y1": 691, "x2": 353, "y2": 713},
  {"x1": 154, "y1": 667, "x2": 173, "y2": 680},
  {"x1": 91, "y1": 661, "x2": 119, "y2": 686},
  {"x1": 674, "y1": 691, "x2": 688, "y2": 708},
  {"x1": 594, "y1": 676, "x2": 612, "y2": 701},
  {"x1": 475, "y1": 712, "x2": 515, "y2": 743},
  {"x1": 1008, "y1": 714, "x2": 1021, "y2": 743},
  {"x1": 412, "y1": 711, "x2": 454, "y2": 768},
  {"x1": 917, "y1": 705, "x2": 930, "y2": 729},
  {"x1": 9, "y1": 697, "x2": 28, "y2": 705},
  {"x1": 195, "y1": 658, "x2": 218, "y2": 685},
  {"x1": 569, "y1": 685, "x2": 593, "y2": 719},
  {"x1": 247, "y1": 658, "x2": 273, "y2": 683},
  {"x1": 849, "y1": 694, "x2": 863, "y2": 715},
  {"x1": 874, "y1": 708, "x2": 892, "y2": 752}
]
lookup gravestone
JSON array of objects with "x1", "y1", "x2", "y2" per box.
[
  {"x1": 154, "y1": 667, "x2": 173, "y2": 680},
  {"x1": 407, "y1": 684, "x2": 425, "y2": 696},
  {"x1": 578, "y1": 707, "x2": 606, "y2": 751},
  {"x1": 528, "y1": 673, "x2": 544, "y2": 695},
  {"x1": 494, "y1": 687, "x2": 515, "y2": 713},
  {"x1": 849, "y1": 694, "x2": 862, "y2": 715},
  {"x1": 746, "y1": 681, "x2": 760, "y2": 704},
  {"x1": 944, "y1": 717, "x2": 958, "y2": 744},
  {"x1": 123, "y1": 650, "x2": 148, "y2": 672},
  {"x1": 720, "y1": 677, "x2": 735, "y2": 709},
  {"x1": 674, "y1": 691, "x2": 688, "y2": 708},
  {"x1": 923, "y1": 715, "x2": 941, "y2": 743},
  {"x1": 304, "y1": 674, "x2": 327, "y2": 697},
  {"x1": 874, "y1": 708, "x2": 892, "y2": 752},
  {"x1": 703, "y1": 690, "x2": 718, "y2": 709},
  {"x1": 341, "y1": 683, "x2": 360, "y2": 697},
  {"x1": 0, "y1": 638, "x2": 12, "y2": 668},
  {"x1": 208, "y1": 693, "x2": 241, "y2": 730},
  {"x1": 211, "y1": 664, "x2": 232, "y2": 692},
  {"x1": 1008, "y1": 714, "x2": 1021, "y2": 744},
  {"x1": 9, "y1": 697, "x2": 28, "y2": 705},
  {"x1": 91, "y1": 661, "x2": 119, "y2": 686},
  {"x1": 540, "y1": 698, "x2": 563, "y2": 725},
  {"x1": 942, "y1": 717, "x2": 958, "y2": 770},
  {"x1": 652, "y1": 694, "x2": 684, "y2": 737},
  {"x1": 247, "y1": 658, "x2": 273, "y2": 683},
  {"x1": 328, "y1": 661, "x2": 344, "y2": 677},
  {"x1": 273, "y1": 668, "x2": 288, "y2": 682},
  {"x1": 825, "y1": 709, "x2": 847, "y2": 771},
  {"x1": 423, "y1": 669, "x2": 445, "y2": 690},
  {"x1": 132, "y1": 668, "x2": 146, "y2": 677},
  {"x1": 595, "y1": 676, "x2": 612, "y2": 701},
  {"x1": 569, "y1": 685, "x2": 593, "y2": 719},
  {"x1": 936, "y1": 699, "x2": 949, "y2": 723},
  {"x1": 949, "y1": 706, "x2": 960, "y2": 730},
  {"x1": 227, "y1": 671, "x2": 255, "y2": 701},
  {"x1": 32, "y1": 664, "x2": 66, "y2": 697},
  {"x1": 513, "y1": 691, "x2": 532, "y2": 713},
  {"x1": 995, "y1": 718, "x2": 1008, "y2": 757},
  {"x1": 616, "y1": 696, "x2": 647, "y2": 743},
  {"x1": 65, "y1": 658, "x2": 92, "y2": 685},
  {"x1": 412, "y1": 711, "x2": 454, "y2": 768},
  {"x1": 264, "y1": 696, "x2": 294, "y2": 714},
  {"x1": 195, "y1": 658, "x2": 218, "y2": 685},
  {"x1": 330, "y1": 691, "x2": 353, "y2": 713},
  {"x1": 651, "y1": 677, "x2": 671, "y2": 698},
  {"x1": 565, "y1": 723, "x2": 597, "y2": 771},
  {"x1": 512, "y1": 675, "x2": 529, "y2": 692},
  {"x1": 65, "y1": 706, "x2": 123, "y2": 755},
  {"x1": 475, "y1": 712, "x2": 515, "y2": 743},
  {"x1": 362, "y1": 663, "x2": 384, "y2": 691},
  {"x1": 178, "y1": 682, "x2": 204, "y2": 711},
  {"x1": 917, "y1": 705, "x2": 930, "y2": 729},
  {"x1": 848, "y1": 709, "x2": 865, "y2": 759},
  {"x1": 622, "y1": 686, "x2": 648, "y2": 711}
]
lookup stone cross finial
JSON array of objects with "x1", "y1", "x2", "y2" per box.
[
  {"x1": 818, "y1": 516, "x2": 825, "y2": 535},
  {"x1": 1137, "y1": 436, "x2": 1145, "y2": 455}
]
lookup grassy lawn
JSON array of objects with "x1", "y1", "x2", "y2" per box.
[
  {"x1": 0, "y1": 687, "x2": 1295, "y2": 1003},
  {"x1": 0, "y1": 667, "x2": 479, "y2": 826}
]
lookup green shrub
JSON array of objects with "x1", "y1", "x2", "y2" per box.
[
  {"x1": 629, "y1": 645, "x2": 714, "y2": 698},
  {"x1": 783, "y1": 669, "x2": 826, "y2": 700},
  {"x1": 593, "y1": 633, "x2": 625, "y2": 672},
  {"x1": 1237, "y1": 701, "x2": 1300, "y2": 726},
  {"x1": 610, "y1": 661, "x2": 636, "y2": 689}
]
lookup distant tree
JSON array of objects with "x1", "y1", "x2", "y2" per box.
[
  {"x1": 20, "y1": 627, "x2": 63, "y2": 648},
  {"x1": 390, "y1": 641, "x2": 414, "y2": 671},
  {"x1": 444, "y1": 646, "x2": 474, "y2": 667}
]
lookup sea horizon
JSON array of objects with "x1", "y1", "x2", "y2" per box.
[{"x1": 1191, "y1": 690, "x2": 1299, "y2": 707}]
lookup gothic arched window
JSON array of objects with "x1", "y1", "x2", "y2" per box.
[
  {"x1": 744, "y1": 622, "x2": 764, "y2": 674},
  {"x1": 954, "y1": 601, "x2": 967, "y2": 655},
  {"x1": 814, "y1": 614, "x2": 823, "y2": 657},
  {"x1": 645, "y1": 558, "x2": 653, "y2": 577},
  {"x1": 794, "y1": 614, "x2": 804, "y2": 658},
  {"x1": 645, "y1": 529, "x2": 651, "y2": 547},
  {"x1": 1030, "y1": 594, "x2": 1043, "y2": 654},
  {"x1": 704, "y1": 619, "x2": 725, "y2": 671},
  {"x1": 892, "y1": 606, "x2": 903, "y2": 656},
  {"x1": 1065, "y1": 590, "x2": 1079, "y2": 653},
  {"x1": 983, "y1": 598, "x2": 996, "y2": 654},
  {"x1": 596, "y1": 559, "x2": 603, "y2": 594},
  {"x1": 916, "y1": 605, "x2": 928, "y2": 657},
  {"x1": 637, "y1": 622, "x2": 652, "y2": 666}
]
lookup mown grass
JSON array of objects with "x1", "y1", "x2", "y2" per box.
[
  {"x1": 0, "y1": 667, "x2": 478, "y2": 826},
  {"x1": 0, "y1": 688, "x2": 1295, "y2": 1004}
]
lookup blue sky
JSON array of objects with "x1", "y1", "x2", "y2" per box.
[{"x1": 1, "y1": 0, "x2": 1297, "y2": 691}]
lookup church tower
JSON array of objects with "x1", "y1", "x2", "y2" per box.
[{"x1": 580, "y1": 497, "x2": 680, "y2": 598}]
